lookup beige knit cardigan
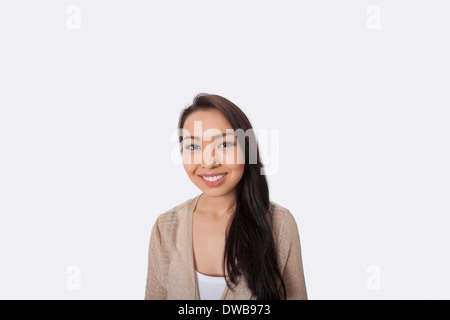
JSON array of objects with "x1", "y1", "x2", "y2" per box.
[{"x1": 145, "y1": 194, "x2": 307, "y2": 300}]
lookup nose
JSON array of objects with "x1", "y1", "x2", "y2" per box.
[{"x1": 202, "y1": 144, "x2": 220, "y2": 169}]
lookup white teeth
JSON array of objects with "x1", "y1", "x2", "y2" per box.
[{"x1": 202, "y1": 174, "x2": 225, "y2": 182}]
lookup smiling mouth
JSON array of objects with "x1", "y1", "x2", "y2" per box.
[
  {"x1": 198, "y1": 173, "x2": 228, "y2": 186},
  {"x1": 199, "y1": 173, "x2": 227, "y2": 181}
]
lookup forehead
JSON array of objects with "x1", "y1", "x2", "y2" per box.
[{"x1": 183, "y1": 109, "x2": 233, "y2": 132}]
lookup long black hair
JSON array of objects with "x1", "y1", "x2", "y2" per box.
[{"x1": 177, "y1": 93, "x2": 286, "y2": 300}]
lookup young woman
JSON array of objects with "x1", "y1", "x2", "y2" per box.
[{"x1": 145, "y1": 93, "x2": 307, "y2": 300}]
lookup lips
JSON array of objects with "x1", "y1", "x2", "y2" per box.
[{"x1": 198, "y1": 172, "x2": 228, "y2": 187}]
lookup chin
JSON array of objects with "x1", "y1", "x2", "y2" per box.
[
  {"x1": 203, "y1": 189, "x2": 229, "y2": 197},
  {"x1": 196, "y1": 183, "x2": 233, "y2": 197}
]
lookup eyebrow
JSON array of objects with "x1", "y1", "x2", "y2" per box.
[{"x1": 183, "y1": 132, "x2": 235, "y2": 141}]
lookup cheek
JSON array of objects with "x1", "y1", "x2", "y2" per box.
[
  {"x1": 182, "y1": 148, "x2": 204, "y2": 166},
  {"x1": 235, "y1": 147, "x2": 245, "y2": 165},
  {"x1": 227, "y1": 163, "x2": 245, "y2": 183},
  {"x1": 223, "y1": 164, "x2": 244, "y2": 190},
  {"x1": 183, "y1": 162, "x2": 197, "y2": 177},
  {"x1": 182, "y1": 150, "x2": 193, "y2": 164},
  {"x1": 219, "y1": 145, "x2": 245, "y2": 165},
  {"x1": 235, "y1": 164, "x2": 245, "y2": 177}
]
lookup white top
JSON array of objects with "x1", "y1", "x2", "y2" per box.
[{"x1": 195, "y1": 271, "x2": 227, "y2": 300}]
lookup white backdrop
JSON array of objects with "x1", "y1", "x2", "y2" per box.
[{"x1": 1, "y1": 0, "x2": 449, "y2": 299}]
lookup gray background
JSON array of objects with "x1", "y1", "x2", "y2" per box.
[{"x1": 0, "y1": 0, "x2": 449, "y2": 299}]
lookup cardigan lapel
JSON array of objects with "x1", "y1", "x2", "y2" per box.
[
  {"x1": 175, "y1": 194, "x2": 202, "y2": 300},
  {"x1": 174, "y1": 193, "x2": 251, "y2": 300}
]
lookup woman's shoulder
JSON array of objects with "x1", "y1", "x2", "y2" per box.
[
  {"x1": 269, "y1": 200, "x2": 295, "y2": 221},
  {"x1": 157, "y1": 197, "x2": 193, "y2": 219},
  {"x1": 152, "y1": 195, "x2": 199, "y2": 233},
  {"x1": 269, "y1": 200, "x2": 300, "y2": 240}
]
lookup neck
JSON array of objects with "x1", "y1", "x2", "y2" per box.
[{"x1": 198, "y1": 190, "x2": 237, "y2": 218}]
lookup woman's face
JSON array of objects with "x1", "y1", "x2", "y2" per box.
[{"x1": 181, "y1": 109, "x2": 245, "y2": 198}]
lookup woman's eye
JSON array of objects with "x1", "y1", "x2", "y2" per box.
[
  {"x1": 219, "y1": 142, "x2": 234, "y2": 148},
  {"x1": 185, "y1": 144, "x2": 200, "y2": 150}
]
